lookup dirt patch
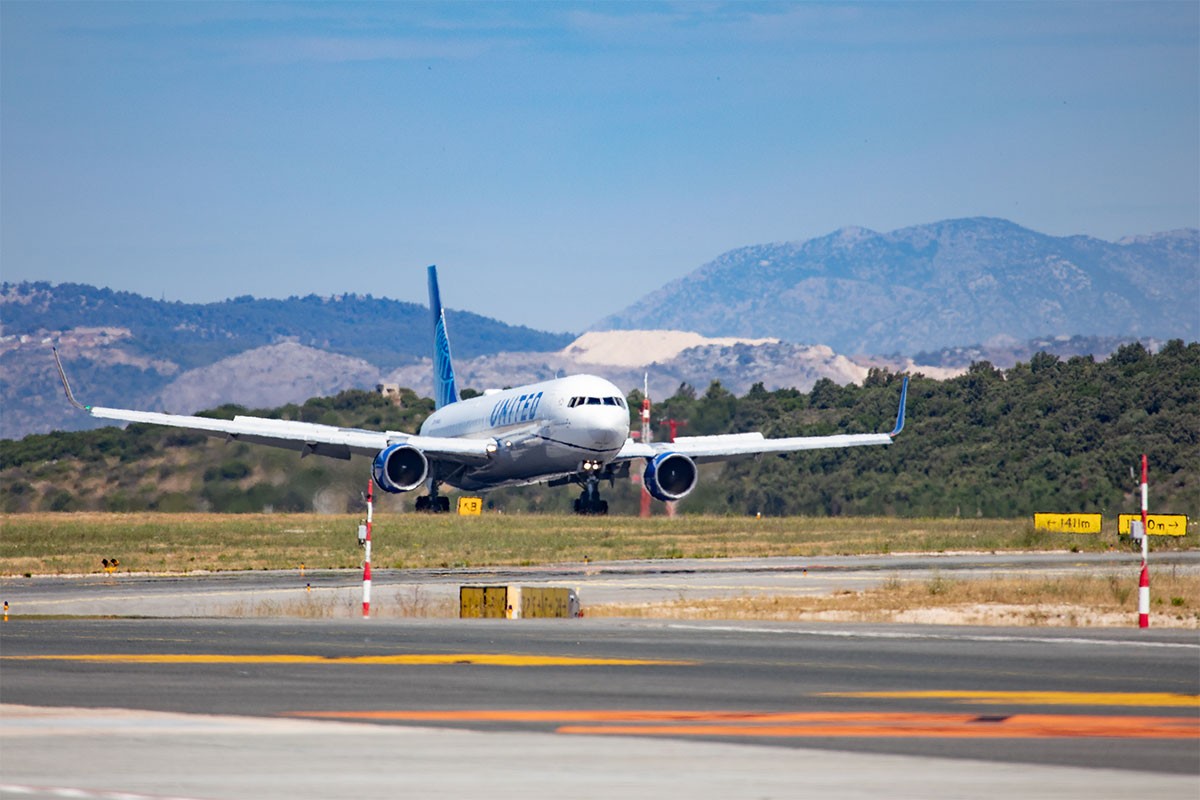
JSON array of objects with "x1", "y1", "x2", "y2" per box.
[
  {"x1": 586, "y1": 570, "x2": 1200, "y2": 628},
  {"x1": 586, "y1": 600, "x2": 1199, "y2": 627}
]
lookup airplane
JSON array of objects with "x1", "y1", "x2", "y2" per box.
[{"x1": 55, "y1": 266, "x2": 908, "y2": 515}]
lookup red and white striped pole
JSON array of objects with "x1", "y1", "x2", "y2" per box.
[
  {"x1": 363, "y1": 478, "x2": 373, "y2": 619},
  {"x1": 640, "y1": 374, "x2": 652, "y2": 519},
  {"x1": 1137, "y1": 454, "x2": 1149, "y2": 629},
  {"x1": 1137, "y1": 563, "x2": 1150, "y2": 629}
]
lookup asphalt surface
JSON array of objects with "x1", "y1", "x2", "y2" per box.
[
  {"x1": 5, "y1": 551, "x2": 1196, "y2": 616},
  {"x1": 1, "y1": 616, "x2": 1198, "y2": 799},
  {"x1": 1, "y1": 554, "x2": 1197, "y2": 798}
]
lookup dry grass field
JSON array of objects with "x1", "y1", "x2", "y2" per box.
[
  {"x1": 2, "y1": 512, "x2": 1195, "y2": 627},
  {"x1": 5, "y1": 512, "x2": 1194, "y2": 576}
]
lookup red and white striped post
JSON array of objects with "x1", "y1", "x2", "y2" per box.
[
  {"x1": 639, "y1": 375, "x2": 652, "y2": 518},
  {"x1": 1137, "y1": 454, "x2": 1149, "y2": 629},
  {"x1": 1137, "y1": 563, "x2": 1150, "y2": 629},
  {"x1": 363, "y1": 478, "x2": 373, "y2": 619}
]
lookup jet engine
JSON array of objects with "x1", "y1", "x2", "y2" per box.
[
  {"x1": 372, "y1": 444, "x2": 429, "y2": 493},
  {"x1": 643, "y1": 452, "x2": 698, "y2": 502}
]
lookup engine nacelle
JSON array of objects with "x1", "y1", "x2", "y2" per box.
[
  {"x1": 372, "y1": 444, "x2": 429, "y2": 494},
  {"x1": 643, "y1": 452, "x2": 698, "y2": 502}
]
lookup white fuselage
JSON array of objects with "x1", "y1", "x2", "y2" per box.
[{"x1": 419, "y1": 374, "x2": 631, "y2": 491}]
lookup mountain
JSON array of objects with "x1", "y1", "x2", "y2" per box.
[
  {"x1": 592, "y1": 219, "x2": 1199, "y2": 355},
  {"x1": 0, "y1": 283, "x2": 574, "y2": 439},
  {"x1": 380, "y1": 330, "x2": 900, "y2": 402},
  {"x1": 152, "y1": 342, "x2": 382, "y2": 413}
]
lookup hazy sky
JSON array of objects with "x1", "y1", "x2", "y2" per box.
[{"x1": 3, "y1": 1, "x2": 1197, "y2": 332}]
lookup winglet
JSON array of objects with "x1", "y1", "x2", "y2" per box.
[
  {"x1": 889, "y1": 375, "x2": 909, "y2": 437},
  {"x1": 427, "y1": 265, "x2": 459, "y2": 409},
  {"x1": 52, "y1": 347, "x2": 90, "y2": 411}
]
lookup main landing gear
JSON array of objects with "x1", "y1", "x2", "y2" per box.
[
  {"x1": 415, "y1": 495, "x2": 450, "y2": 512},
  {"x1": 414, "y1": 481, "x2": 451, "y2": 513}
]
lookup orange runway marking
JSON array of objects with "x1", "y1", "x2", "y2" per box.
[
  {"x1": 557, "y1": 715, "x2": 1199, "y2": 739},
  {"x1": 288, "y1": 709, "x2": 1200, "y2": 739},
  {"x1": 821, "y1": 690, "x2": 1200, "y2": 708}
]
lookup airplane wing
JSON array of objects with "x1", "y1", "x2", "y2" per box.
[
  {"x1": 614, "y1": 375, "x2": 908, "y2": 463},
  {"x1": 54, "y1": 349, "x2": 494, "y2": 465}
]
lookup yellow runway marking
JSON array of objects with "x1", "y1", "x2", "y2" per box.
[
  {"x1": 287, "y1": 709, "x2": 1200, "y2": 739},
  {"x1": 2, "y1": 653, "x2": 689, "y2": 667},
  {"x1": 821, "y1": 691, "x2": 1200, "y2": 708}
]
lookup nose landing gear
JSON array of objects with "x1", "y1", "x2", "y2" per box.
[
  {"x1": 573, "y1": 462, "x2": 609, "y2": 515},
  {"x1": 574, "y1": 480, "x2": 609, "y2": 515}
]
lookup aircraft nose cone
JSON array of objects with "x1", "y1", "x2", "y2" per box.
[
  {"x1": 584, "y1": 416, "x2": 627, "y2": 449},
  {"x1": 580, "y1": 428, "x2": 615, "y2": 448},
  {"x1": 596, "y1": 426, "x2": 624, "y2": 448}
]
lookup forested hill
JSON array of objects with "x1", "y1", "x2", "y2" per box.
[
  {"x1": 1, "y1": 282, "x2": 573, "y2": 369},
  {"x1": 1, "y1": 341, "x2": 1196, "y2": 519},
  {"x1": 694, "y1": 340, "x2": 1198, "y2": 519}
]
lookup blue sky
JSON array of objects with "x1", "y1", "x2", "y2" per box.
[{"x1": 2, "y1": 1, "x2": 1197, "y2": 332}]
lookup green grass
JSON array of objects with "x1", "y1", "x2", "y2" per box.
[{"x1": 1, "y1": 512, "x2": 1194, "y2": 576}]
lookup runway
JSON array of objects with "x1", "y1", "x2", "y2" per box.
[
  {"x1": 2, "y1": 554, "x2": 1198, "y2": 798},
  {"x1": 2, "y1": 616, "x2": 1198, "y2": 799}
]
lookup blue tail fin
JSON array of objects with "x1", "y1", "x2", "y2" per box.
[
  {"x1": 889, "y1": 375, "x2": 909, "y2": 437},
  {"x1": 428, "y1": 265, "x2": 459, "y2": 409}
]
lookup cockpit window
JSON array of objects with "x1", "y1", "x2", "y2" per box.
[{"x1": 568, "y1": 395, "x2": 627, "y2": 409}]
